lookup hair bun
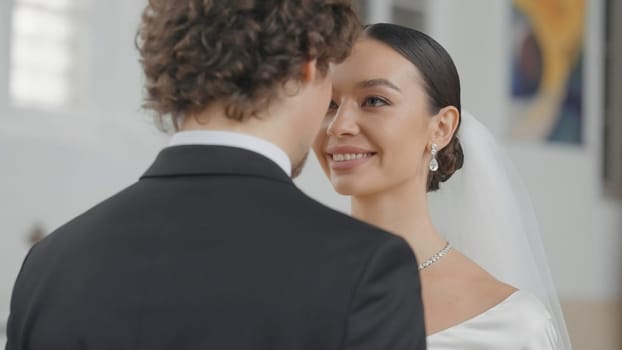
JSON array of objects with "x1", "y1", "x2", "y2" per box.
[{"x1": 428, "y1": 136, "x2": 464, "y2": 191}]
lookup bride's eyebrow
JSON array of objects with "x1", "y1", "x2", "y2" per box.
[{"x1": 356, "y1": 79, "x2": 401, "y2": 92}]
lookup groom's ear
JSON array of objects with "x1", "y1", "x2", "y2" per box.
[
  {"x1": 282, "y1": 59, "x2": 319, "y2": 95},
  {"x1": 300, "y1": 59, "x2": 319, "y2": 84},
  {"x1": 432, "y1": 106, "x2": 460, "y2": 149}
]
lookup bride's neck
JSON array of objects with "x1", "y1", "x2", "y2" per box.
[{"x1": 351, "y1": 179, "x2": 447, "y2": 262}]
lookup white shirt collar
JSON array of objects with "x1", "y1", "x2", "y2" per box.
[{"x1": 168, "y1": 130, "x2": 292, "y2": 177}]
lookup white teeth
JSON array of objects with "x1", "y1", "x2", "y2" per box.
[{"x1": 331, "y1": 153, "x2": 373, "y2": 162}]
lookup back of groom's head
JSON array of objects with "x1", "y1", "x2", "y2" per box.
[{"x1": 137, "y1": 0, "x2": 360, "y2": 130}]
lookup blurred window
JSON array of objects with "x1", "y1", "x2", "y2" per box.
[{"x1": 8, "y1": 0, "x2": 90, "y2": 111}]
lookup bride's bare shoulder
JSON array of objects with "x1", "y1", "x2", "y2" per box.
[{"x1": 422, "y1": 250, "x2": 518, "y2": 334}]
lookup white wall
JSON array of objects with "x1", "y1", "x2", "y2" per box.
[{"x1": 0, "y1": 0, "x2": 168, "y2": 333}]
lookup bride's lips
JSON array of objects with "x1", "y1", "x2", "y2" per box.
[{"x1": 326, "y1": 146, "x2": 377, "y2": 171}]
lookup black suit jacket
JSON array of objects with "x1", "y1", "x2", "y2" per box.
[{"x1": 6, "y1": 146, "x2": 426, "y2": 350}]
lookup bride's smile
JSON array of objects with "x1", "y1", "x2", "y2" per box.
[
  {"x1": 313, "y1": 37, "x2": 446, "y2": 198},
  {"x1": 325, "y1": 145, "x2": 377, "y2": 171}
]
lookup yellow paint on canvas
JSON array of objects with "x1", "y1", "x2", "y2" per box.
[{"x1": 511, "y1": 0, "x2": 585, "y2": 140}]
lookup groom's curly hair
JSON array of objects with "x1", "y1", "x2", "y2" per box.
[{"x1": 137, "y1": 0, "x2": 360, "y2": 129}]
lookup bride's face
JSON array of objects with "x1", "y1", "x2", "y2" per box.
[{"x1": 313, "y1": 38, "x2": 436, "y2": 196}]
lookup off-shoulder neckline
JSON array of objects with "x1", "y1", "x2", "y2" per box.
[{"x1": 427, "y1": 290, "x2": 524, "y2": 337}]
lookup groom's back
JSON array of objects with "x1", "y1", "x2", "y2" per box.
[
  {"x1": 6, "y1": 1, "x2": 427, "y2": 348},
  {"x1": 6, "y1": 146, "x2": 426, "y2": 350}
]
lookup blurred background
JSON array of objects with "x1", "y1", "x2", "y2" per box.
[{"x1": 0, "y1": 0, "x2": 620, "y2": 348}]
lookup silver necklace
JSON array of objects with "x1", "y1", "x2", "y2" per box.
[{"x1": 418, "y1": 241, "x2": 453, "y2": 271}]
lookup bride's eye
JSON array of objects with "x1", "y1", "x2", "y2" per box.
[
  {"x1": 327, "y1": 100, "x2": 339, "y2": 113},
  {"x1": 362, "y1": 96, "x2": 390, "y2": 108}
]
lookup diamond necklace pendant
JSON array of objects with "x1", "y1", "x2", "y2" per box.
[{"x1": 418, "y1": 241, "x2": 452, "y2": 271}]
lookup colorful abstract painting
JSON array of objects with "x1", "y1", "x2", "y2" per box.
[{"x1": 510, "y1": 0, "x2": 586, "y2": 144}]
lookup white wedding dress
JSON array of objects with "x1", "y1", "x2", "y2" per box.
[{"x1": 427, "y1": 290, "x2": 558, "y2": 349}]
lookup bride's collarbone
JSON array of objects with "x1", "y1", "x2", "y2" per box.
[{"x1": 421, "y1": 253, "x2": 518, "y2": 335}]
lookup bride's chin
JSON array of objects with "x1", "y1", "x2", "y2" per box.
[
  {"x1": 329, "y1": 180, "x2": 350, "y2": 194},
  {"x1": 331, "y1": 181, "x2": 364, "y2": 197},
  {"x1": 331, "y1": 184, "x2": 351, "y2": 195},
  {"x1": 334, "y1": 188, "x2": 355, "y2": 196}
]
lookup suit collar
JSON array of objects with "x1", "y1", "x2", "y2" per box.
[
  {"x1": 168, "y1": 130, "x2": 292, "y2": 177},
  {"x1": 141, "y1": 145, "x2": 293, "y2": 184}
]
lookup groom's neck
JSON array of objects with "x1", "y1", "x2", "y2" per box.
[{"x1": 180, "y1": 102, "x2": 294, "y2": 156}]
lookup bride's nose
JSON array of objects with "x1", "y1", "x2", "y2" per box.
[{"x1": 326, "y1": 104, "x2": 360, "y2": 137}]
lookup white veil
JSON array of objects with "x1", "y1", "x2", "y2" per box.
[{"x1": 428, "y1": 111, "x2": 572, "y2": 349}]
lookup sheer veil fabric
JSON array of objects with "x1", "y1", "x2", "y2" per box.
[{"x1": 428, "y1": 111, "x2": 572, "y2": 349}]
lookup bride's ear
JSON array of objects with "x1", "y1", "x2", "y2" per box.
[{"x1": 431, "y1": 106, "x2": 460, "y2": 149}]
